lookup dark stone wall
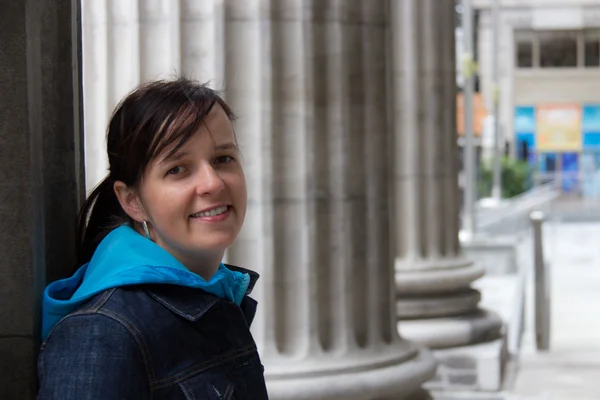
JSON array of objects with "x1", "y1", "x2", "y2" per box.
[{"x1": 0, "y1": 1, "x2": 84, "y2": 398}]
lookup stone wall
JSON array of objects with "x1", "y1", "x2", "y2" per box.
[{"x1": 0, "y1": 1, "x2": 84, "y2": 399}]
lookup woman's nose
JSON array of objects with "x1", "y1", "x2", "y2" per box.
[{"x1": 196, "y1": 164, "x2": 225, "y2": 196}]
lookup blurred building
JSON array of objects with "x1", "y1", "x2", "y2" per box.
[{"x1": 472, "y1": 0, "x2": 600, "y2": 195}]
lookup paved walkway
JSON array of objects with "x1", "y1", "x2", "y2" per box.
[{"x1": 510, "y1": 221, "x2": 600, "y2": 399}]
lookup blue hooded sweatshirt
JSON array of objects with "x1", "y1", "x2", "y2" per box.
[{"x1": 41, "y1": 225, "x2": 250, "y2": 341}]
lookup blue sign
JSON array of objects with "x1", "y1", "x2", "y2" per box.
[
  {"x1": 582, "y1": 104, "x2": 600, "y2": 132},
  {"x1": 583, "y1": 133, "x2": 600, "y2": 147},
  {"x1": 583, "y1": 105, "x2": 600, "y2": 150},
  {"x1": 516, "y1": 132, "x2": 535, "y2": 149},
  {"x1": 515, "y1": 106, "x2": 536, "y2": 133}
]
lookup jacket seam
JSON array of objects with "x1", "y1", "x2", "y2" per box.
[
  {"x1": 86, "y1": 288, "x2": 115, "y2": 312},
  {"x1": 38, "y1": 347, "x2": 46, "y2": 382},
  {"x1": 151, "y1": 346, "x2": 256, "y2": 389},
  {"x1": 39, "y1": 309, "x2": 155, "y2": 395},
  {"x1": 147, "y1": 290, "x2": 218, "y2": 321},
  {"x1": 96, "y1": 309, "x2": 157, "y2": 385},
  {"x1": 41, "y1": 289, "x2": 116, "y2": 348},
  {"x1": 178, "y1": 380, "x2": 196, "y2": 400},
  {"x1": 224, "y1": 383, "x2": 235, "y2": 400}
]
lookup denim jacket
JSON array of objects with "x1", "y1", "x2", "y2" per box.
[{"x1": 37, "y1": 267, "x2": 269, "y2": 399}]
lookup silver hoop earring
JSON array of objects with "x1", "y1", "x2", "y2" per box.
[{"x1": 141, "y1": 220, "x2": 152, "y2": 240}]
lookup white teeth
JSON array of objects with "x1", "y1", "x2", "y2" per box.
[{"x1": 192, "y1": 206, "x2": 228, "y2": 218}]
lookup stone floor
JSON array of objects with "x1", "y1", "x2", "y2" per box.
[
  {"x1": 431, "y1": 219, "x2": 600, "y2": 400},
  {"x1": 509, "y1": 221, "x2": 600, "y2": 399}
]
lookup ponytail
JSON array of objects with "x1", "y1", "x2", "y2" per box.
[{"x1": 76, "y1": 176, "x2": 129, "y2": 268}]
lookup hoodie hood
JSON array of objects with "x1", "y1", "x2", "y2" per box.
[{"x1": 41, "y1": 225, "x2": 251, "y2": 341}]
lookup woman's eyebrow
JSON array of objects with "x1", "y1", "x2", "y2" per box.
[
  {"x1": 158, "y1": 143, "x2": 238, "y2": 165},
  {"x1": 214, "y1": 142, "x2": 239, "y2": 151},
  {"x1": 159, "y1": 151, "x2": 189, "y2": 165}
]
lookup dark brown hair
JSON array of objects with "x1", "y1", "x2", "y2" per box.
[{"x1": 77, "y1": 78, "x2": 235, "y2": 267}]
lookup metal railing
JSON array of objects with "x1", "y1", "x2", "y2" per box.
[
  {"x1": 474, "y1": 183, "x2": 559, "y2": 235},
  {"x1": 530, "y1": 210, "x2": 550, "y2": 351}
]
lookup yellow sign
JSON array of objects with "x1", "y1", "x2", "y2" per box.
[{"x1": 536, "y1": 104, "x2": 582, "y2": 152}]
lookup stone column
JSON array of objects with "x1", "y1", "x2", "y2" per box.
[
  {"x1": 82, "y1": 0, "x2": 142, "y2": 190},
  {"x1": 180, "y1": 0, "x2": 227, "y2": 88},
  {"x1": 82, "y1": 0, "x2": 229, "y2": 191},
  {"x1": 225, "y1": 1, "x2": 436, "y2": 399},
  {"x1": 139, "y1": 0, "x2": 181, "y2": 81},
  {"x1": 0, "y1": 1, "x2": 84, "y2": 398},
  {"x1": 392, "y1": 0, "x2": 503, "y2": 349},
  {"x1": 82, "y1": 0, "x2": 110, "y2": 190}
]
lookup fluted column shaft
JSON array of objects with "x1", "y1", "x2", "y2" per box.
[
  {"x1": 392, "y1": 0, "x2": 501, "y2": 349},
  {"x1": 225, "y1": 1, "x2": 435, "y2": 398},
  {"x1": 392, "y1": 0, "x2": 461, "y2": 265},
  {"x1": 139, "y1": 0, "x2": 180, "y2": 80},
  {"x1": 82, "y1": 0, "x2": 226, "y2": 190}
]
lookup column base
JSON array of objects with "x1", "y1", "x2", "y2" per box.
[
  {"x1": 265, "y1": 342, "x2": 437, "y2": 400},
  {"x1": 395, "y1": 259, "x2": 485, "y2": 295},
  {"x1": 406, "y1": 389, "x2": 434, "y2": 400},
  {"x1": 379, "y1": 388, "x2": 434, "y2": 400},
  {"x1": 397, "y1": 288, "x2": 481, "y2": 319},
  {"x1": 424, "y1": 337, "x2": 508, "y2": 392},
  {"x1": 398, "y1": 309, "x2": 503, "y2": 350}
]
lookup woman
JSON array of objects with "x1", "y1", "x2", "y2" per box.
[{"x1": 37, "y1": 78, "x2": 269, "y2": 399}]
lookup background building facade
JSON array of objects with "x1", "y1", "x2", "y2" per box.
[{"x1": 473, "y1": 0, "x2": 600, "y2": 195}]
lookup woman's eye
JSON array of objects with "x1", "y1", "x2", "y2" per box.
[
  {"x1": 166, "y1": 166, "x2": 185, "y2": 175},
  {"x1": 214, "y1": 156, "x2": 234, "y2": 165}
]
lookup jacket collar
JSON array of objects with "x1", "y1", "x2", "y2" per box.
[{"x1": 147, "y1": 264, "x2": 259, "y2": 324}]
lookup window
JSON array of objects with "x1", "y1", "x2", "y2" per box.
[
  {"x1": 585, "y1": 35, "x2": 600, "y2": 67},
  {"x1": 514, "y1": 29, "x2": 600, "y2": 68},
  {"x1": 515, "y1": 31, "x2": 535, "y2": 68},
  {"x1": 516, "y1": 40, "x2": 533, "y2": 68},
  {"x1": 539, "y1": 31, "x2": 577, "y2": 68}
]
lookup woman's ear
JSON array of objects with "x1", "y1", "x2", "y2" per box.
[{"x1": 114, "y1": 181, "x2": 146, "y2": 222}]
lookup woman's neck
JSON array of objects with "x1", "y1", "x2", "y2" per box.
[
  {"x1": 140, "y1": 226, "x2": 224, "y2": 280},
  {"x1": 179, "y1": 250, "x2": 224, "y2": 281}
]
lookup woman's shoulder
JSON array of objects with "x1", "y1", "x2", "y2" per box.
[
  {"x1": 38, "y1": 288, "x2": 153, "y2": 398},
  {"x1": 55, "y1": 284, "x2": 226, "y2": 337},
  {"x1": 44, "y1": 283, "x2": 252, "y2": 349},
  {"x1": 39, "y1": 289, "x2": 149, "y2": 376},
  {"x1": 43, "y1": 287, "x2": 149, "y2": 345},
  {"x1": 66, "y1": 285, "x2": 172, "y2": 333}
]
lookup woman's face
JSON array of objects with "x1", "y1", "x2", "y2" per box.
[{"x1": 137, "y1": 105, "x2": 246, "y2": 272}]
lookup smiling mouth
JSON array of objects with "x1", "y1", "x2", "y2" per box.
[{"x1": 190, "y1": 206, "x2": 230, "y2": 218}]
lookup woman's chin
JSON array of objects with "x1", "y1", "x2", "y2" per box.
[{"x1": 190, "y1": 235, "x2": 237, "y2": 253}]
